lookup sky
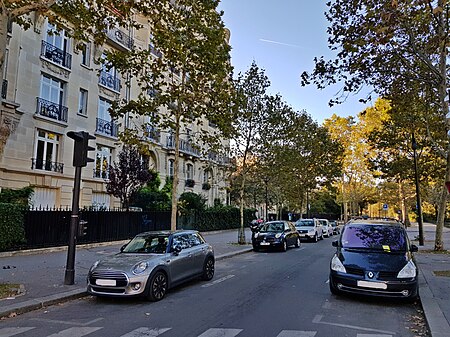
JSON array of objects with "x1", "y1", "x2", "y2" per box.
[{"x1": 218, "y1": 1, "x2": 373, "y2": 124}]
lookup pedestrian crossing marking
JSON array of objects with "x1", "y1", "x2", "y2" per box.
[
  {"x1": 120, "y1": 328, "x2": 171, "y2": 337},
  {"x1": 276, "y1": 331, "x2": 317, "y2": 337},
  {"x1": 46, "y1": 327, "x2": 102, "y2": 337},
  {"x1": 0, "y1": 327, "x2": 35, "y2": 337},
  {"x1": 197, "y1": 328, "x2": 243, "y2": 337},
  {"x1": 201, "y1": 274, "x2": 235, "y2": 288}
]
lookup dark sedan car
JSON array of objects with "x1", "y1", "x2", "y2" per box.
[
  {"x1": 87, "y1": 230, "x2": 214, "y2": 301},
  {"x1": 329, "y1": 219, "x2": 419, "y2": 301},
  {"x1": 252, "y1": 220, "x2": 301, "y2": 252}
]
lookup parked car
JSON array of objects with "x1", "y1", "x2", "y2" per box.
[
  {"x1": 319, "y1": 219, "x2": 334, "y2": 237},
  {"x1": 87, "y1": 230, "x2": 215, "y2": 301},
  {"x1": 329, "y1": 219, "x2": 419, "y2": 301},
  {"x1": 252, "y1": 220, "x2": 301, "y2": 252},
  {"x1": 329, "y1": 220, "x2": 340, "y2": 235},
  {"x1": 294, "y1": 218, "x2": 324, "y2": 242}
]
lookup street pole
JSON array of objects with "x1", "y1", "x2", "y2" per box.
[
  {"x1": 64, "y1": 166, "x2": 81, "y2": 285},
  {"x1": 412, "y1": 133, "x2": 424, "y2": 246}
]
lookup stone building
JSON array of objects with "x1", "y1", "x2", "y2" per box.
[{"x1": 0, "y1": 11, "x2": 230, "y2": 209}]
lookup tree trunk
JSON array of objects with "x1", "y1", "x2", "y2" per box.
[
  {"x1": 399, "y1": 181, "x2": 410, "y2": 227},
  {"x1": 170, "y1": 114, "x2": 181, "y2": 231},
  {"x1": 238, "y1": 172, "x2": 246, "y2": 244}
]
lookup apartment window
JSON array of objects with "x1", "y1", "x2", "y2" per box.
[
  {"x1": 168, "y1": 159, "x2": 174, "y2": 178},
  {"x1": 43, "y1": 23, "x2": 71, "y2": 68},
  {"x1": 95, "y1": 145, "x2": 112, "y2": 179},
  {"x1": 78, "y1": 89, "x2": 88, "y2": 115},
  {"x1": 99, "y1": 53, "x2": 120, "y2": 91},
  {"x1": 46, "y1": 23, "x2": 70, "y2": 53},
  {"x1": 92, "y1": 192, "x2": 110, "y2": 210},
  {"x1": 81, "y1": 42, "x2": 90, "y2": 66},
  {"x1": 98, "y1": 97, "x2": 112, "y2": 121},
  {"x1": 40, "y1": 74, "x2": 64, "y2": 105},
  {"x1": 30, "y1": 187, "x2": 57, "y2": 208},
  {"x1": 186, "y1": 163, "x2": 193, "y2": 180},
  {"x1": 33, "y1": 130, "x2": 62, "y2": 172}
]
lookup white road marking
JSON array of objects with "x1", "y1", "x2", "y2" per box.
[
  {"x1": 30, "y1": 318, "x2": 103, "y2": 326},
  {"x1": 0, "y1": 327, "x2": 35, "y2": 337},
  {"x1": 120, "y1": 328, "x2": 171, "y2": 337},
  {"x1": 197, "y1": 328, "x2": 242, "y2": 337},
  {"x1": 201, "y1": 275, "x2": 235, "y2": 288},
  {"x1": 46, "y1": 327, "x2": 102, "y2": 337},
  {"x1": 276, "y1": 330, "x2": 317, "y2": 337},
  {"x1": 313, "y1": 315, "x2": 395, "y2": 335}
]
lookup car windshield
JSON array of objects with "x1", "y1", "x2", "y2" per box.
[
  {"x1": 260, "y1": 222, "x2": 284, "y2": 232},
  {"x1": 341, "y1": 224, "x2": 406, "y2": 251},
  {"x1": 295, "y1": 220, "x2": 314, "y2": 227},
  {"x1": 122, "y1": 234, "x2": 169, "y2": 254}
]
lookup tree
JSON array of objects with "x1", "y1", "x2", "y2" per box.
[
  {"x1": 106, "y1": 146, "x2": 153, "y2": 210},
  {"x1": 108, "y1": 0, "x2": 233, "y2": 231},
  {"x1": 301, "y1": 1, "x2": 449, "y2": 250}
]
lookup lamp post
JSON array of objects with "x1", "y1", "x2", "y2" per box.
[{"x1": 411, "y1": 132, "x2": 424, "y2": 246}]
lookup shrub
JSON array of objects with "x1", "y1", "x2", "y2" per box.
[{"x1": 0, "y1": 203, "x2": 26, "y2": 251}]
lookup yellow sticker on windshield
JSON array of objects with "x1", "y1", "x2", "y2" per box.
[{"x1": 382, "y1": 245, "x2": 391, "y2": 252}]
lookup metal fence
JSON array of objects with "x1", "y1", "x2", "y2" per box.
[{"x1": 17, "y1": 209, "x2": 171, "y2": 250}]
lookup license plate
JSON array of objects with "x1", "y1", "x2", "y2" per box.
[
  {"x1": 96, "y1": 279, "x2": 116, "y2": 286},
  {"x1": 260, "y1": 242, "x2": 270, "y2": 246},
  {"x1": 357, "y1": 280, "x2": 387, "y2": 289}
]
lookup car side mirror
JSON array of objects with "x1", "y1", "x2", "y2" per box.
[
  {"x1": 332, "y1": 240, "x2": 339, "y2": 247},
  {"x1": 120, "y1": 244, "x2": 127, "y2": 252},
  {"x1": 410, "y1": 244, "x2": 418, "y2": 252}
]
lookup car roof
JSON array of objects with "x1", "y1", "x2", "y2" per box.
[{"x1": 136, "y1": 230, "x2": 198, "y2": 237}]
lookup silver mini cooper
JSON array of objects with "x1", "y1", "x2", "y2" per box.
[{"x1": 87, "y1": 230, "x2": 214, "y2": 301}]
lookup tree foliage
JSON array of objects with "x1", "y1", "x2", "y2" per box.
[{"x1": 106, "y1": 146, "x2": 153, "y2": 210}]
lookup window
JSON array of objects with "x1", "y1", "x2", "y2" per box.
[
  {"x1": 168, "y1": 159, "x2": 174, "y2": 178},
  {"x1": 46, "y1": 23, "x2": 69, "y2": 53},
  {"x1": 33, "y1": 130, "x2": 61, "y2": 172},
  {"x1": 95, "y1": 145, "x2": 112, "y2": 179},
  {"x1": 92, "y1": 192, "x2": 110, "y2": 210},
  {"x1": 40, "y1": 74, "x2": 64, "y2": 105},
  {"x1": 78, "y1": 89, "x2": 88, "y2": 115},
  {"x1": 30, "y1": 187, "x2": 57, "y2": 208},
  {"x1": 98, "y1": 97, "x2": 112, "y2": 121},
  {"x1": 186, "y1": 163, "x2": 193, "y2": 180},
  {"x1": 43, "y1": 23, "x2": 71, "y2": 68},
  {"x1": 81, "y1": 42, "x2": 90, "y2": 66},
  {"x1": 341, "y1": 225, "x2": 406, "y2": 251},
  {"x1": 99, "y1": 53, "x2": 120, "y2": 91}
]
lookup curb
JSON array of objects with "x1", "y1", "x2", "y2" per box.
[{"x1": 0, "y1": 248, "x2": 254, "y2": 319}]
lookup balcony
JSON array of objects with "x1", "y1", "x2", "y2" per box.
[
  {"x1": 149, "y1": 43, "x2": 162, "y2": 58},
  {"x1": 96, "y1": 117, "x2": 119, "y2": 138},
  {"x1": 93, "y1": 169, "x2": 109, "y2": 179},
  {"x1": 107, "y1": 27, "x2": 133, "y2": 50},
  {"x1": 31, "y1": 158, "x2": 64, "y2": 173},
  {"x1": 208, "y1": 151, "x2": 231, "y2": 165},
  {"x1": 99, "y1": 70, "x2": 121, "y2": 92},
  {"x1": 41, "y1": 41, "x2": 72, "y2": 69},
  {"x1": 36, "y1": 97, "x2": 68, "y2": 122},
  {"x1": 166, "y1": 135, "x2": 200, "y2": 157},
  {"x1": 144, "y1": 125, "x2": 160, "y2": 143}
]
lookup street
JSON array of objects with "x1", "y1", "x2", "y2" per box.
[{"x1": 0, "y1": 238, "x2": 428, "y2": 337}]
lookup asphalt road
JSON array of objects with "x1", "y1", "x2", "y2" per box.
[{"x1": 0, "y1": 238, "x2": 428, "y2": 337}]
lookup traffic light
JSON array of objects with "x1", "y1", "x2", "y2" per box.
[
  {"x1": 67, "y1": 131, "x2": 96, "y2": 167},
  {"x1": 78, "y1": 220, "x2": 88, "y2": 237}
]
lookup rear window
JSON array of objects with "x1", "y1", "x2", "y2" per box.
[
  {"x1": 341, "y1": 224, "x2": 406, "y2": 251},
  {"x1": 260, "y1": 222, "x2": 285, "y2": 232}
]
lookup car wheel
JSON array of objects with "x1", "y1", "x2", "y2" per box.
[
  {"x1": 295, "y1": 237, "x2": 300, "y2": 248},
  {"x1": 281, "y1": 240, "x2": 287, "y2": 252},
  {"x1": 313, "y1": 234, "x2": 318, "y2": 242},
  {"x1": 202, "y1": 257, "x2": 215, "y2": 281},
  {"x1": 147, "y1": 271, "x2": 167, "y2": 302}
]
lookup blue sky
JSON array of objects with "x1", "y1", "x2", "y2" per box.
[{"x1": 218, "y1": 1, "x2": 373, "y2": 124}]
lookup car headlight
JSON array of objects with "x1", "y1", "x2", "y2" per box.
[
  {"x1": 132, "y1": 261, "x2": 148, "y2": 275},
  {"x1": 397, "y1": 260, "x2": 417, "y2": 278},
  {"x1": 331, "y1": 255, "x2": 346, "y2": 273},
  {"x1": 275, "y1": 233, "x2": 282, "y2": 239},
  {"x1": 89, "y1": 260, "x2": 99, "y2": 272}
]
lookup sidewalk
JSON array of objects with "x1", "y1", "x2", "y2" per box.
[
  {"x1": 0, "y1": 228, "x2": 253, "y2": 319},
  {"x1": 406, "y1": 223, "x2": 450, "y2": 337}
]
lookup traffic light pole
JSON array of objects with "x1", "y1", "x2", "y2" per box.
[{"x1": 64, "y1": 166, "x2": 82, "y2": 285}]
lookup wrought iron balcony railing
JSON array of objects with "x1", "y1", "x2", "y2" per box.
[
  {"x1": 31, "y1": 158, "x2": 64, "y2": 173},
  {"x1": 96, "y1": 117, "x2": 119, "y2": 138},
  {"x1": 166, "y1": 135, "x2": 201, "y2": 157},
  {"x1": 36, "y1": 97, "x2": 68, "y2": 122},
  {"x1": 149, "y1": 44, "x2": 162, "y2": 58},
  {"x1": 41, "y1": 41, "x2": 72, "y2": 69},
  {"x1": 107, "y1": 27, "x2": 133, "y2": 49},
  {"x1": 145, "y1": 125, "x2": 161, "y2": 142},
  {"x1": 99, "y1": 70, "x2": 121, "y2": 92},
  {"x1": 93, "y1": 169, "x2": 109, "y2": 179}
]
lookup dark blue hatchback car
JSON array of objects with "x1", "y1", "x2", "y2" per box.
[{"x1": 329, "y1": 219, "x2": 419, "y2": 301}]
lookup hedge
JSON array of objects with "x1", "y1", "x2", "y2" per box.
[{"x1": 0, "y1": 203, "x2": 26, "y2": 251}]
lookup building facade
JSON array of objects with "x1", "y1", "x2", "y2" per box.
[{"x1": 0, "y1": 11, "x2": 230, "y2": 209}]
